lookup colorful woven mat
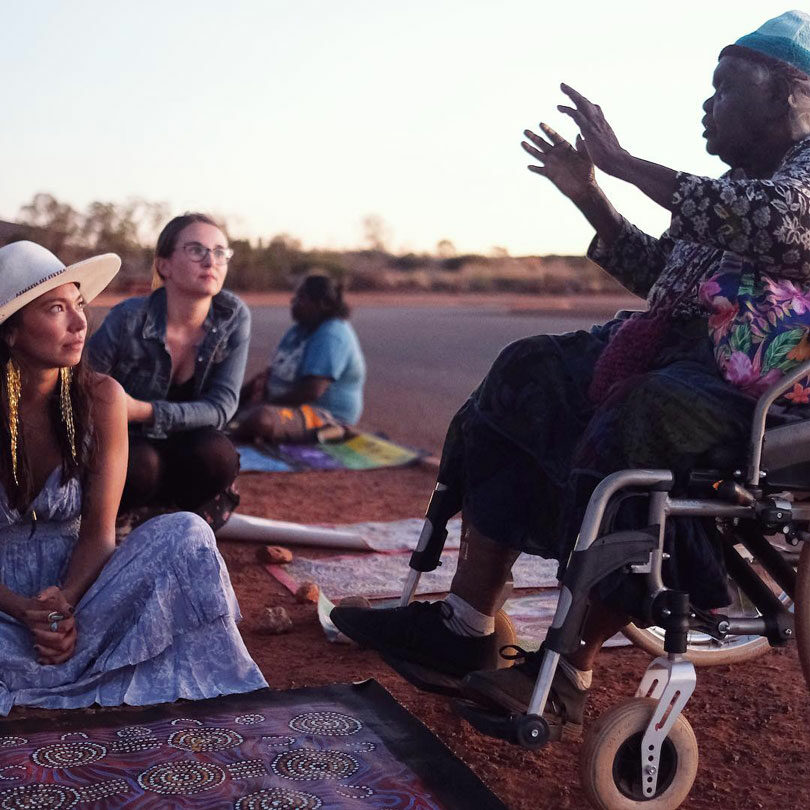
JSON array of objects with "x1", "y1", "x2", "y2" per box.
[
  {"x1": 268, "y1": 549, "x2": 559, "y2": 601},
  {"x1": 325, "y1": 518, "x2": 463, "y2": 553},
  {"x1": 237, "y1": 433, "x2": 424, "y2": 473},
  {"x1": 0, "y1": 682, "x2": 506, "y2": 810}
]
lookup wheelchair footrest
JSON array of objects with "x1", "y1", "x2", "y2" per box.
[{"x1": 452, "y1": 699, "x2": 551, "y2": 750}]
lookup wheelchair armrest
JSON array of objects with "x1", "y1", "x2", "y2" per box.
[{"x1": 748, "y1": 358, "x2": 810, "y2": 485}]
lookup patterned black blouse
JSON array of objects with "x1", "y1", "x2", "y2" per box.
[{"x1": 587, "y1": 136, "x2": 810, "y2": 320}]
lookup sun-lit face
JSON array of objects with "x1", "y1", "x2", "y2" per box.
[
  {"x1": 702, "y1": 55, "x2": 780, "y2": 167},
  {"x1": 157, "y1": 222, "x2": 230, "y2": 299},
  {"x1": 7, "y1": 283, "x2": 87, "y2": 370}
]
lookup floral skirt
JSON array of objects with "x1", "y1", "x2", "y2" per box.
[
  {"x1": 437, "y1": 317, "x2": 773, "y2": 609},
  {"x1": 0, "y1": 512, "x2": 266, "y2": 714}
]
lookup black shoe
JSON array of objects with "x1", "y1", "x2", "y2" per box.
[
  {"x1": 460, "y1": 645, "x2": 589, "y2": 741},
  {"x1": 330, "y1": 601, "x2": 500, "y2": 690}
]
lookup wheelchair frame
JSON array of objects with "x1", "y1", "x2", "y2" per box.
[{"x1": 400, "y1": 356, "x2": 810, "y2": 806}]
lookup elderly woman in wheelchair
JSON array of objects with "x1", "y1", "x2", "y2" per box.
[{"x1": 332, "y1": 11, "x2": 810, "y2": 808}]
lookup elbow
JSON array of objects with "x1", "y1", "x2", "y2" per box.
[
  {"x1": 214, "y1": 398, "x2": 238, "y2": 429},
  {"x1": 768, "y1": 215, "x2": 810, "y2": 267}
]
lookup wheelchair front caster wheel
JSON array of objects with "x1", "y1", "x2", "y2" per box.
[
  {"x1": 580, "y1": 698, "x2": 698, "y2": 809},
  {"x1": 514, "y1": 714, "x2": 549, "y2": 749}
]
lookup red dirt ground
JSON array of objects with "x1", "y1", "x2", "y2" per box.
[{"x1": 228, "y1": 465, "x2": 810, "y2": 810}]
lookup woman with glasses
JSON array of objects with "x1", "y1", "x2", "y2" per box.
[{"x1": 88, "y1": 213, "x2": 250, "y2": 530}]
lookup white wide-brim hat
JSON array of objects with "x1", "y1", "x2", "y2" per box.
[{"x1": 0, "y1": 240, "x2": 121, "y2": 325}]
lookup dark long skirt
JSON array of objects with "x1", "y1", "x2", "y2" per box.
[{"x1": 437, "y1": 317, "x2": 765, "y2": 609}]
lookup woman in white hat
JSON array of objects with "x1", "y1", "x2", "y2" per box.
[{"x1": 0, "y1": 240, "x2": 266, "y2": 714}]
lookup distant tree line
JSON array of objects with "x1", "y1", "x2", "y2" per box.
[
  {"x1": 0, "y1": 193, "x2": 626, "y2": 296},
  {"x1": 2, "y1": 193, "x2": 345, "y2": 293}
]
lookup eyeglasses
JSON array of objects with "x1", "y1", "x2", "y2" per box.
[{"x1": 181, "y1": 242, "x2": 234, "y2": 266}]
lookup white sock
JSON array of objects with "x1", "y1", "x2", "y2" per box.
[
  {"x1": 442, "y1": 593, "x2": 495, "y2": 637},
  {"x1": 558, "y1": 656, "x2": 592, "y2": 690}
]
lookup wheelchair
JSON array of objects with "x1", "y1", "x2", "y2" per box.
[{"x1": 399, "y1": 358, "x2": 810, "y2": 810}]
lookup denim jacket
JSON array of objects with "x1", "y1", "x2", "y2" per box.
[{"x1": 87, "y1": 287, "x2": 251, "y2": 439}]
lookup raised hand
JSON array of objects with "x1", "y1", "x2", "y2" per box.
[
  {"x1": 22, "y1": 586, "x2": 77, "y2": 666},
  {"x1": 556, "y1": 84, "x2": 627, "y2": 176},
  {"x1": 522, "y1": 123, "x2": 597, "y2": 202}
]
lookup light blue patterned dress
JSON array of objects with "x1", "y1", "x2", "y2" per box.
[{"x1": 0, "y1": 468, "x2": 267, "y2": 715}]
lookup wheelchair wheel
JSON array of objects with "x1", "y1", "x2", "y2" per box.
[
  {"x1": 621, "y1": 621, "x2": 771, "y2": 666},
  {"x1": 622, "y1": 543, "x2": 793, "y2": 666},
  {"x1": 795, "y1": 541, "x2": 810, "y2": 689},
  {"x1": 580, "y1": 697, "x2": 698, "y2": 810}
]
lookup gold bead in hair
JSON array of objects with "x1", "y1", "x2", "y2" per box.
[
  {"x1": 6, "y1": 359, "x2": 20, "y2": 486},
  {"x1": 60, "y1": 366, "x2": 77, "y2": 464}
]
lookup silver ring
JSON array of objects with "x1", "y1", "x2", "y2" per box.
[{"x1": 46, "y1": 611, "x2": 64, "y2": 632}]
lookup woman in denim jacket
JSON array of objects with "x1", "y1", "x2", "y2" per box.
[{"x1": 87, "y1": 213, "x2": 250, "y2": 529}]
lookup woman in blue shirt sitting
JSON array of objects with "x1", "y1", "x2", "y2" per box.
[
  {"x1": 234, "y1": 275, "x2": 365, "y2": 443},
  {"x1": 88, "y1": 213, "x2": 250, "y2": 529}
]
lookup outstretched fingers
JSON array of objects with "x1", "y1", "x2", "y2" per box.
[
  {"x1": 521, "y1": 138, "x2": 545, "y2": 160},
  {"x1": 557, "y1": 104, "x2": 587, "y2": 130},
  {"x1": 559, "y1": 84, "x2": 606, "y2": 129},
  {"x1": 539, "y1": 122, "x2": 567, "y2": 144},
  {"x1": 522, "y1": 121, "x2": 576, "y2": 169},
  {"x1": 523, "y1": 128, "x2": 553, "y2": 152},
  {"x1": 521, "y1": 141, "x2": 548, "y2": 175},
  {"x1": 560, "y1": 83, "x2": 600, "y2": 113},
  {"x1": 521, "y1": 139, "x2": 550, "y2": 176}
]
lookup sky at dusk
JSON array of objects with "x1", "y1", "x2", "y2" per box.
[{"x1": 0, "y1": 1, "x2": 796, "y2": 255}]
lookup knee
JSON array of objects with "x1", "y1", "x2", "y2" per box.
[
  {"x1": 615, "y1": 371, "x2": 679, "y2": 424},
  {"x1": 492, "y1": 335, "x2": 556, "y2": 372},
  {"x1": 142, "y1": 511, "x2": 216, "y2": 554},
  {"x1": 128, "y1": 440, "x2": 162, "y2": 481},
  {"x1": 479, "y1": 335, "x2": 559, "y2": 407},
  {"x1": 185, "y1": 430, "x2": 239, "y2": 485},
  {"x1": 174, "y1": 510, "x2": 215, "y2": 542},
  {"x1": 254, "y1": 405, "x2": 280, "y2": 441},
  {"x1": 237, "y1": 405, "x2": 279, "y2": 442},
  {"x1": 123, "y1": 440, "x2": 163, "y2": 506}
]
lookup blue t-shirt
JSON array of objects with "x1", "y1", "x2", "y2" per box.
[{"x1": 265, "y1": 318, "x2": 366, "y2": 424}]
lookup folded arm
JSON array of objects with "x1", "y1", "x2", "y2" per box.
[
  {"x1": 147, "y1": 307, "x2": 252, "y2": 437},
  {"x1": 266, "y1": 375, "x2": 331, "y2": 406}
]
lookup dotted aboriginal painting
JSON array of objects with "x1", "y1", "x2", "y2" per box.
[{"x1": 0, "y1": 681, "x2": 507, "y2": 809}]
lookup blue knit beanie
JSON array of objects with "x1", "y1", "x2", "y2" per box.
[{"x1": 726, "y1": 10, "x2": 810, "y2": 77}]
